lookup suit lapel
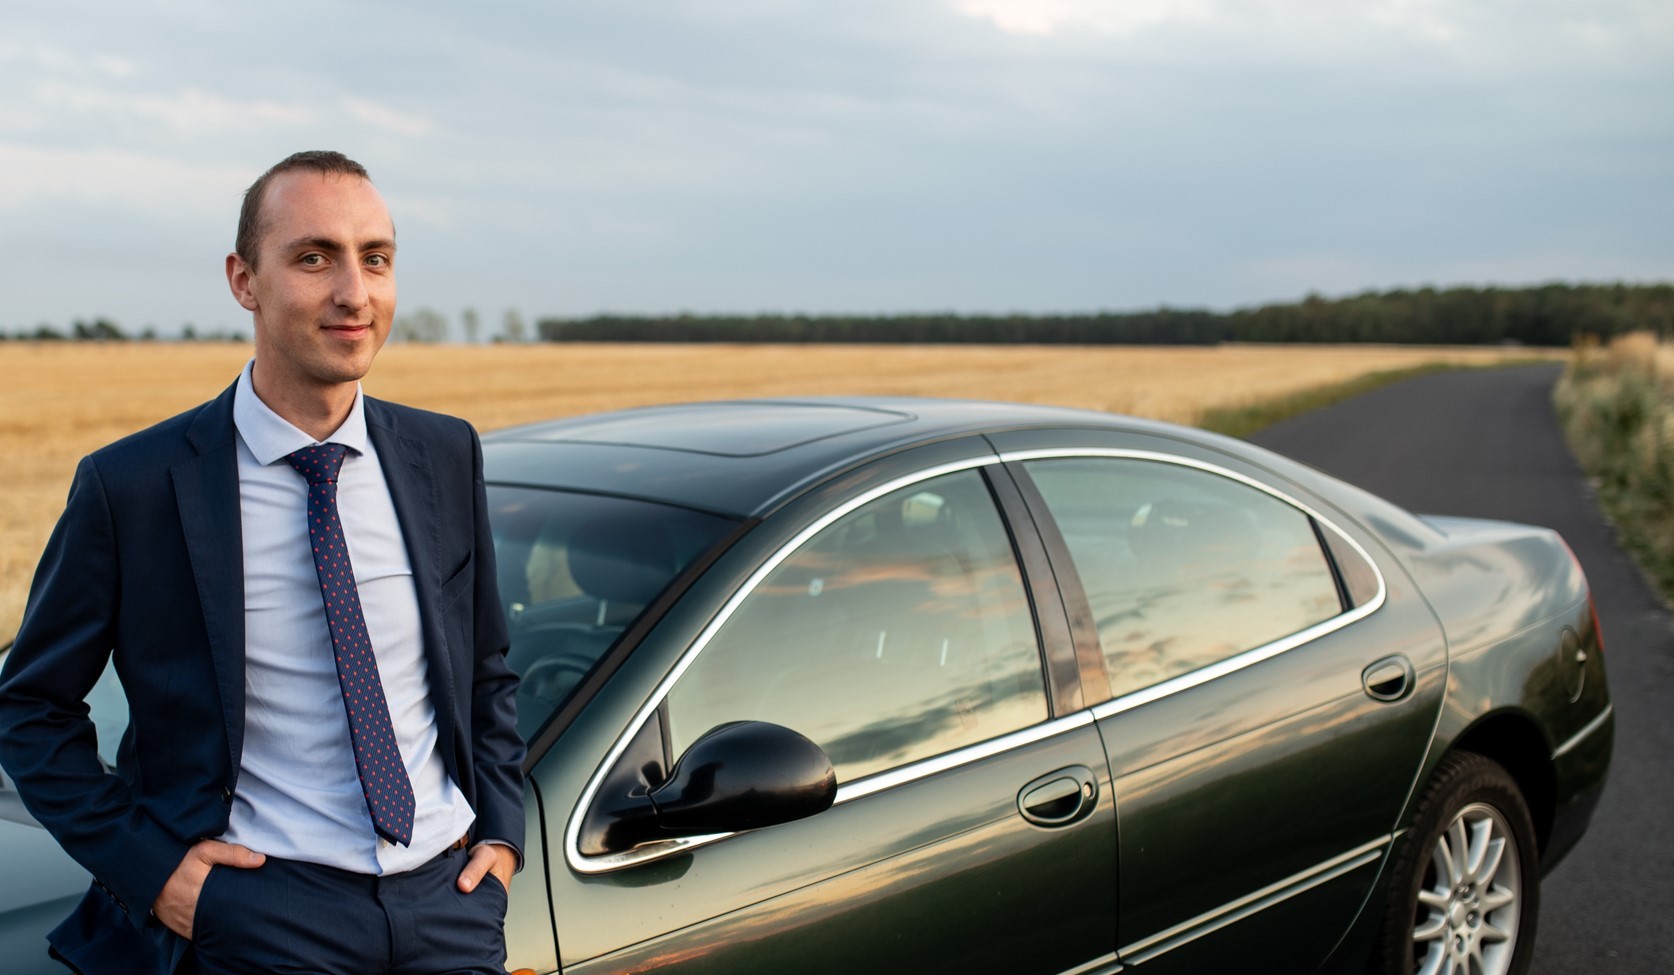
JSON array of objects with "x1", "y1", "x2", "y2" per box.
[
  {"x1": 173, "y1": 382, "x2": 246, "y2": 768},
  {"x1": 365, "y1": 399, "x2": 460, "y2": 757}
]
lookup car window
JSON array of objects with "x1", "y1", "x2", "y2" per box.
[
  {"x1": 664, "y1": 468, "x2": 1048, "y2": 785},
  {"x1": 488, "y1": 486, "x2": 740, "y2": 740},
  {"x1": 1320, "y1": 526, "x2": 1379, "y2": 607},
  {"x1": 1022, "y1": 457, "x2": 1342, "y2": 699}
]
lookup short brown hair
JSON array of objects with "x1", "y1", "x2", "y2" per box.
[{"x1": 235, "y1": 150, "x2": 372, "y2": 270}]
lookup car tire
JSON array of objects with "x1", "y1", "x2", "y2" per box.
[{"x1": 1372, "y1": 752, "x2": 1540, "y2": 975}]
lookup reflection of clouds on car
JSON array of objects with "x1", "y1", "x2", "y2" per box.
[
  {"x1": 666, "y1": 468, "x2": 1047, "y2": 786},
  {"x1": 1033, "y1": 457, "x2": 1349, "y2": 697},
  {"x1": 821, "y1": 667, "x2": 1048, "y2": 775}
]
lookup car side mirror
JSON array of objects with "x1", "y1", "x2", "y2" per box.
[{"x1": 580, "y1": 720, "x2": 837, "y2": 856}]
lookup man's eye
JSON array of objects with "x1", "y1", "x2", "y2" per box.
[
  {"x1": 366, "y1": 254, "x2": 390, "y2": 268},
  {"x1": 300, "y1": 254, "x2": 325, "y2": 266}
]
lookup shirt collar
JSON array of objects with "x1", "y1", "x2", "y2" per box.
[{"x1": 232, "y1": 359, "x2": 369, "y2": 466}]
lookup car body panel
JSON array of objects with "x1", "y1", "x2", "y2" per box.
[
  {"x1": 1406, "y1": 516, "x2": 1589, "y2": 659},
  {"x1": 1379, "y1": 511, "x2": 1611, "y2": 874},
  {"x1": 1546, "y1": 704, "x2": 1613, "y2": 869},
  {"x1": 556, "y1": 725, "x2": 1118, "y2": 975},
  {"x1": 504, "y1": 780, "x2": 560, "y2": 973},
  {"x1": 0, "y1": 651, "x2": 117, "y2": 975},
  {"x1": 1096, "y1": 626, "x2": 1442, "y2": 970},
  {"x1": 502, "y1": 401, "x2": 921, "y2": 456},
  {"x1": 0, "y1": 815, "x2": 87, "y2": 975}
]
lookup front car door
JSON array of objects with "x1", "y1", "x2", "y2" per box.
[{"x1": 535, "y1": 447, "x2": 1120, "y2": 974}]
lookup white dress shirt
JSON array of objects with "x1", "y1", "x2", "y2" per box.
[{"x1": 222, "y1": 360, "x2": 476, "y2": 874}]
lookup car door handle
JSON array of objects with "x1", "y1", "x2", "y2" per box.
[
  {"x1": 1018, "y1": 765, "x2": 1098, "y2": 827},
  {"x1": 1362, "y1": 654, "x2": 1416, "y2": 703}
]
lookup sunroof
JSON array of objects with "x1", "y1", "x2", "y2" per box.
[{"x1": 516, "y1": 402, "x2": 915, "y2": 456}]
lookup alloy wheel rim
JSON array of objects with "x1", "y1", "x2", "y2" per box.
[{"x1": 1412, "y1": 801, "x2": 1523, "y2": 975}]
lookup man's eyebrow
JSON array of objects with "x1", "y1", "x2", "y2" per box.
[{"x1": 279, "y1": 235, "x2": 397, "y2": 254}]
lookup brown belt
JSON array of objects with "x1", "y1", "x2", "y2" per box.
[{"x1": 449, "y1": 834, "x2": 470, "y2": 851}]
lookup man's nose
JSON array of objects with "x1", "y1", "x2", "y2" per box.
[{"x1": 333, "y1": 264, "x2": 370, "y2": 310}]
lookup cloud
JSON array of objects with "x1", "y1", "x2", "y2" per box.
[
  {"x1": 951, "y1": 0, "x2": 1214, "y2": 36},
  {"x1": 33, "y1": 83, "x2": 311, "y2": 133},
  {"x1": 1361, "y1": 0, "x2": 1469, "y2": 42},
  {"x1": 943, "y1": 0, "x2": 1595, "y2": 48},
  {"x1": 0, "y1": 144, "x2": 249, "y2": 213},
  {"x1": 89, "y1": 54, "x2": 136, "y2": 77},
  {"x1": 341, "y1": 97, "x2": 435, "y2": 138}
]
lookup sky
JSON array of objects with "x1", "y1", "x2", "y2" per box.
[{"x1": 2, "y1": 0, "x2": 1671, "y2": 337}]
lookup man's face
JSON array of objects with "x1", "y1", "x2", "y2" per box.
[{"x1": 228, "y1": 171, "x2": 396, "y2": 393}]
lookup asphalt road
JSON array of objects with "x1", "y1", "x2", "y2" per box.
[{"x1": 1251, "y1": 363, "x2": 1674, "y2": 974}]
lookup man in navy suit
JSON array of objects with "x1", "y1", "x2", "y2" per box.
[{"x1": 0, "y1": 151, "x2": 524, "y2": 974}]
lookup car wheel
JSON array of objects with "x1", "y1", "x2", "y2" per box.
[{"x1": 1373, "y1": 752, "x2": 1539, "y2": 975}]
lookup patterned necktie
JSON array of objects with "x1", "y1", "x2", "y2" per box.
[{"x1": 284, "y1": 443, "x2": 416, "y2": 847}]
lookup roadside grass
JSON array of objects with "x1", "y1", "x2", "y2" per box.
[{"x1": 1554, "y1": 332, "x2": 1674, "y2": 600}]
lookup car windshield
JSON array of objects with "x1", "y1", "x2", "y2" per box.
[{"x1": 488, "y1": 486, "x2": 740, "y2": 740}]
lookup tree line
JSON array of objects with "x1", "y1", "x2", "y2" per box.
[
  {"x1": 1, "y1": 319, "x2": 207, "y2": 342},
  {"x1": 3, "y1": 308, "x2": 531, "y2": 344},
  {"x1": 536, "y1": 283, "x2": 1674, "y2": 346},
  {"x1": 11, "y1": 284, "x2": 1670, "y2": 347}
]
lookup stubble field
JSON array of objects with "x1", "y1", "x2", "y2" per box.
[{"x1": 0, "y1": 340, "x2": 1556, "y2": 640}]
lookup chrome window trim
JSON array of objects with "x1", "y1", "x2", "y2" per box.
[
  {"x1": 1553, "y1": 703, "x2": 1613, "y2": 759},
  {"x1": 834, "y1": 710, "x2": 1093, "y2": 803},
  {"x1": 569, "y1": 710, "x2": 1093, "y2": 874},
  {"x1": 1057, "y1": 953, "x2": 1122, "y2": 975},
  {"x1": 1118, "y1": 834, "x2": 1392, "y2": 965},
  {"x1": 566, "y1": 453, "x2": 1072, "y2": 874},
  {"x1": 998, "y1": 447, "x2": 1389, "y2": 720}
]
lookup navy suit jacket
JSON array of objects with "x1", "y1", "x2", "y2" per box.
[{"x1": 0, "y1": 382, "x2": 524, "y2": 974}]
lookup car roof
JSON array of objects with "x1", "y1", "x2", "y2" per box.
[{"x1": 480, "y1": 397, "x2": 1183, "y2": 518}]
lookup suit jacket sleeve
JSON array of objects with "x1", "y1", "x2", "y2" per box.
[
  {"x1": 463, "y1": 427, "x2": 526, "y2": 861},
  {"x1": 0, "y1": 456, "x2": 191, "y2": 914}
]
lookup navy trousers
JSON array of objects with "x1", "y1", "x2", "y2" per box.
[{"x1": 187, "y1": 846, "x2": 508, "y2": 975}]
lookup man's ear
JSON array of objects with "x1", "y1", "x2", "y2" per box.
[{"x1": 226, "y1": 252, "x2": 259, "y2": 312}]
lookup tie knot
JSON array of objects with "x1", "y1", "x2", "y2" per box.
[{"x1": 284, "y1": 443, "x2": 350, "y2": 485}]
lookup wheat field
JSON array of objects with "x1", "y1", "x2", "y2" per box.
[{"x1": 0, "y1": 340, "x2": 1555, "y2": 640}]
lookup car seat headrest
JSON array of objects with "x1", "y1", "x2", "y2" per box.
[{"x1": 567, "y1": 521, "x2": 677, "y2": 605}]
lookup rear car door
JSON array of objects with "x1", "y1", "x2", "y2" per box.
[
  {"x1": 536, "y1": 450, "x2": 1120, "y2": 974},
  {"x1": 1000, "y1": 437, "x2": 1447, "y2": 972}
]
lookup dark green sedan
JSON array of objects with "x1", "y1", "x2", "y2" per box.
[
  {"x1": 2, "y1": 398, "x2": 1612, "y2": 975},
  {"x1": 487, "y1": 398, "x2": 1610, "y2": 975}
]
